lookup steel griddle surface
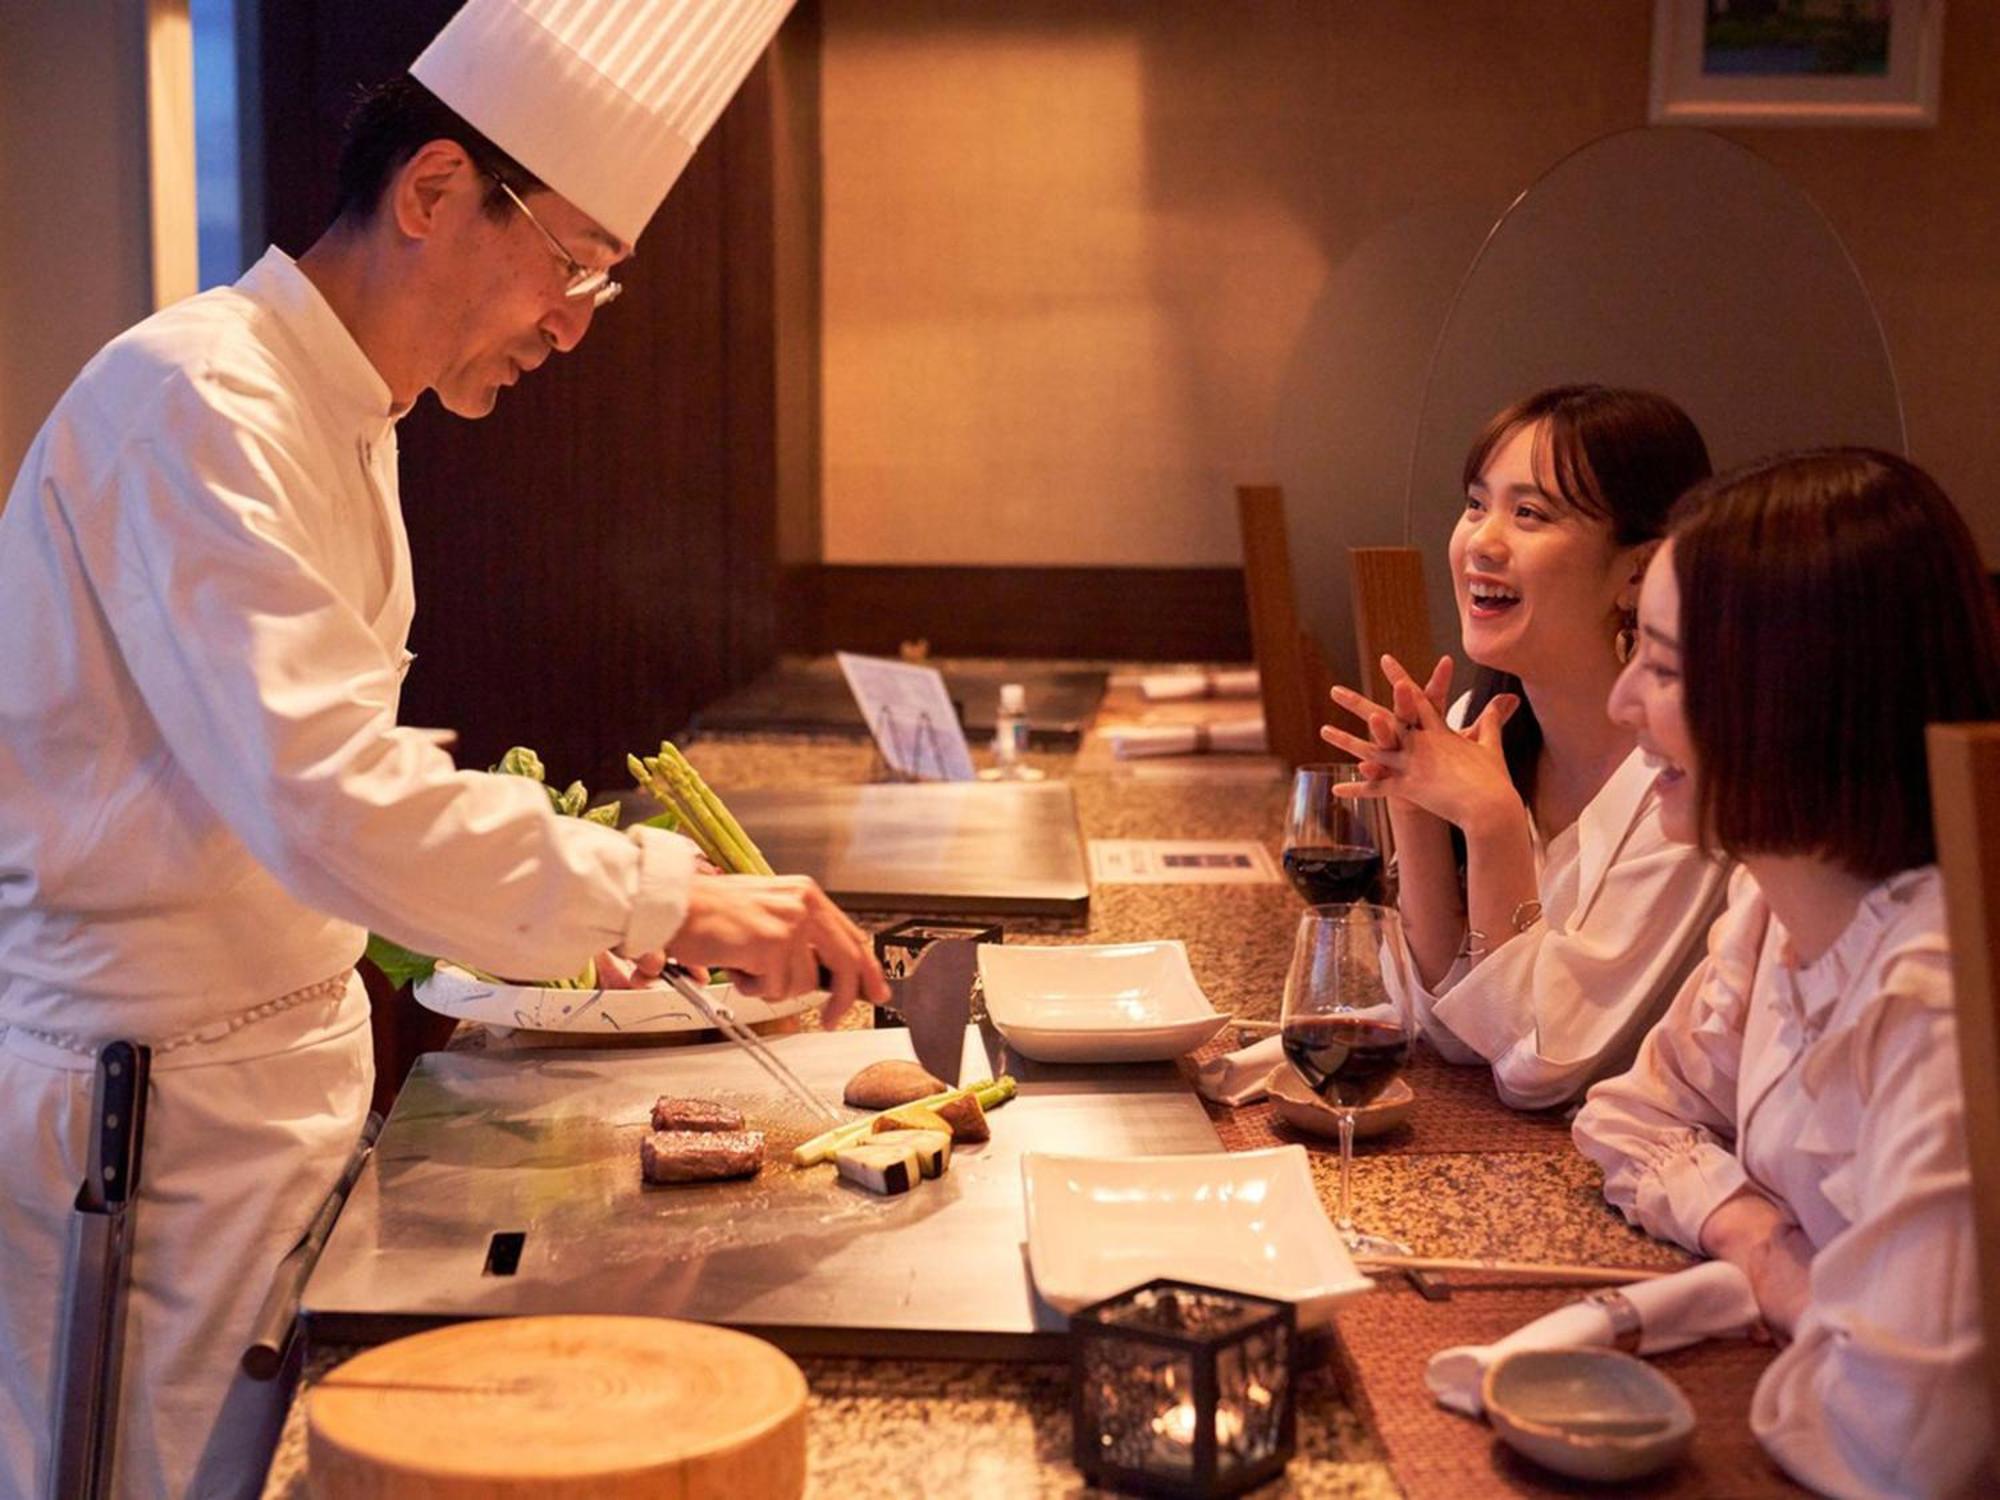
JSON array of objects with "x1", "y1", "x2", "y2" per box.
[{"x1": 302, "y1": 1027, "x2": 1223, "y2": 1357}]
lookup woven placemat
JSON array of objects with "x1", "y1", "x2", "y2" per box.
[
  {"x1": 1187, "y1": 1040, "x2": 1575, "y2": 1155},
  {"x1": 1332, "y1": 1283, "x2": 1803, "y2": 1499}
]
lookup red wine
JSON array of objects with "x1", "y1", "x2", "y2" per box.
[
  {"x1": 1283, "y1": 844, "x2": 1385, "y2": 905},
  {"x1": 1282, "y1": 1016, "x2": 1411, "y2": 1108}
]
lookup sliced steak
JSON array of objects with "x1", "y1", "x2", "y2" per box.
[
  {"x1": 649, "y1": 1096, "x2": 745, "y2": 1133},
  {"x1": 640, "y1": 1129, "x2": 765, "y2": 1185}
]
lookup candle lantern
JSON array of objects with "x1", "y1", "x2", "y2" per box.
[{"x1": 1070, "y1": 1279, "x2": 1297, "y2": 1498}]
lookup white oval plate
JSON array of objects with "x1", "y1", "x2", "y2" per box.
[
  {"x1": 977, "y1": 940, "x2": 1230, "y2": 1062},
  {"x1": 1020, "y1": 1144, "x2": 1371, "y2": 1324},
  {"x1": 415, "y1": 962, "x2": 812, "y2": 1036}
]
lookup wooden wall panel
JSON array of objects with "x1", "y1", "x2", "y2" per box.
[
  {"x1": 779, "y1": 563, "x2": 1248, "y2": 662},
  {"x1": 258, "y1": 2, "x2": 781, "y2": 791}
]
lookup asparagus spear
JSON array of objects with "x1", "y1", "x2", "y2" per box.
[
  {"x1": 661, "y1": 742, "x2": 775, "y2": 875},
  {"x1": 628, "y1": 744, "x2": 770, "y2": 875},
  {"x1": 793, "y1": 1076, "x2": 1018, "y2": 1167},
  {"x1": 627, "y1": 752, "x2": 725, "y2": 866}
]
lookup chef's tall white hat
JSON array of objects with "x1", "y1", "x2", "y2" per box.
[{"x1": 410, "y1": 0, "x2": 792, "y2": 246}]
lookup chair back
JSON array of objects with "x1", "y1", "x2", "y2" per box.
[
  {"x1": 1925, "y1": 721, "x2": 2000, "y2": 1475},
  {"x1": 1236, "y1": 484, "x2": 1335, "y2": 769},
  {"x1": 1348, "y1": 547, "x2": 1437, "y2": 708}
]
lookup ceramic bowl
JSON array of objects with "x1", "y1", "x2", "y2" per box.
[
  {"x1": 1482, "y1": 1347, "x2": 1696, "y2": 1482},
  {"x1": 1020, "y1": 1144, "x2": 1372, "y2": 1324},
  {"x1": 1265, "y1": 1066, "x2": 1415, "y2": 1140},
  {"x1": 976, "y1": 941, "x2": 1230, "y2": 1062}
]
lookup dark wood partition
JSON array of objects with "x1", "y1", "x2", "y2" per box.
[{"x1": 259, "y1": 2, "x2": 784, "y2": 791}]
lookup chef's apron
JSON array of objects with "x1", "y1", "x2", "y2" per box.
[{"x1": 0, "y1": 971, "x2": 372, "y2": 1500}]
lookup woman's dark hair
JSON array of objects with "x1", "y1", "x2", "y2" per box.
[
  {"x1": 329, "y1": 76, "x2": 544, "y2": 227},
  {"x1": 1671, "y1": 447, "x2": 2000, "y2": 879},
  {"x1": 1458, "y1": 385, "x2": 1714, "y2": 799}
]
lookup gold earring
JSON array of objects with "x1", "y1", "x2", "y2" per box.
[{"x1": 1615, "y1": 622, "x2": 1637, "y2": 664}]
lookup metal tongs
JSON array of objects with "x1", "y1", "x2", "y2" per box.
[{"x1": 660, "y1": 962, "x2": 844, "y2": 1123}]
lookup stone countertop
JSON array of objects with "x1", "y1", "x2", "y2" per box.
[{"x1": 262, "y1": 681, "x2": 1661, "y2": 1499}]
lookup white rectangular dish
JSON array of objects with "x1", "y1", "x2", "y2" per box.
[
  {"x1": 1020, "y1": 1145, "x2": 1371, "y2": 1323},
  {"x1": 976, "y1": 941, "x2": 1230, "y2": 1062}
]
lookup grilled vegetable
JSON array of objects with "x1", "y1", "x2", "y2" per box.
[
  {"x1": 793, "y1": 1076, "x2": 1018, "y2": 1167},
  {"x1": 844, "y1": 1059, "x2": 948, "y2": 1110},
  {"x1": 870, "y1": 1103, "x2": 951, "y2": 1138},
  {"x1": 869, "y1": 1127, "x2": 951, "y2": 1179},
  {"x1": 835, "y1": 1138, "x2": 922, "y2": 1196},
  {"x1": 933, "y1": 1089, "x2": 990, "y2": 1144}
]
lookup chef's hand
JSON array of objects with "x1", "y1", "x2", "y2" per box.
[
  {"x1": 594, "y1": 949, "x2": 700, "y2": 988},
  {"x1": 672, "y1": 872, "x2": 889, "y2": 1025}
]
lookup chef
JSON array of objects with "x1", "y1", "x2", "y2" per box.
[{"x1": 0, "y1": 2, "x2": 883, "y2": 1496}]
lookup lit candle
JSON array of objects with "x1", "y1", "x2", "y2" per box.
[{"x1": 1150, "y1": 1399, "x2": 1246, "y2": 1447}]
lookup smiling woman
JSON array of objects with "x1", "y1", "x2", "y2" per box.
[
  {"x1": 1580, "y1": 449, "x2": 2000, "y2": 1496},
  {"x1": 1322, "y1": 385, "x2": 1730, "y2": 1109}
]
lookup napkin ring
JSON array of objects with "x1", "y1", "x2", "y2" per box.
[{"x1": 1584, "y1": 1289, "x2": 1643, "y2": 1353}]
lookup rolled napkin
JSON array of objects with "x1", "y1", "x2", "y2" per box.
[
  {"x1": 1194, "y1": 1034, "x2": 1285, "y2": 1105},
  {"x1": 1141, "y1": 668, "x2": 1261, "y2": 702},
  {"x1": 1424, "y1": 1260, "x2": 1759, "y2": 1417},
  {"x1": 1110, "y1": 718, "x2": 1268, "y2": 759}
]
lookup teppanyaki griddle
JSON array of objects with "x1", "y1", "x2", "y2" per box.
[{"x1": 301, "y1": 1027, "x2": 1223, "y2": 1359}]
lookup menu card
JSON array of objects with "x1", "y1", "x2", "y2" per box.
[{"x1": 836, "y1": 652, "x2": 977, "y2": 782}]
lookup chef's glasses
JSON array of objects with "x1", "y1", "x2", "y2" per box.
[{"x1": 488, "y1": 175, "x2": 623, "y2": 310}]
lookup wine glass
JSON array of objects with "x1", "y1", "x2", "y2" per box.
[
  {"x1": 1279, "y1": 903, "x2": 1412, "y2": 1254},
  {"x1": 1280, "y1": 764, "x2": 1388, "y2": 907}
]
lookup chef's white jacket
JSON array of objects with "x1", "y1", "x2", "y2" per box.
[
  {"x1": 1392, "y1": 740, "x2": 1731, "y2": 1109},
  {"x1": 1575, "y1": 867, "x2": 1986, "y2": 1499},
  {"x1": 0, "y1": 247, "x2": 699, "y2": 1498},
  {"x1": 0, "y1": 247, "x2": 698, "y2": 1044}
]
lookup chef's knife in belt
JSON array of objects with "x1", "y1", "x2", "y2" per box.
[
  {"x1": 48, "y1": 1039, "x2": 151, "y2": 1500},
  {"x1": 874, "y1": 938, "x2": 978, "y2": 1085}
]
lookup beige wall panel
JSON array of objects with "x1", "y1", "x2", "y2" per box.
[
  {"x1": 818, "y1": 0, "x2": 2000, "y2": 588},
  {"x1": 0, "y1": 0, "x2": 154, "y2": 496}
]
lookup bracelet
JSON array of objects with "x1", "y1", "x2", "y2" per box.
[
  {"x1": 1457, "y1": 927, "x2": 1489, "y2": 962},
  {"x1": 1510, "y1": 899, "x2": 1544, "y2": 934},
  {"x1": 1584, "y1": 1289, "x2": 1644, "y2": 1353}
]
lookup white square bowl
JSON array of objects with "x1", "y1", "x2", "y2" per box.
[
  {"x1": 976, "y1": 941, "x2": 1230, "y2": 1062},
  {"x1": 1020, "y1": 1144, "x2": 1372, "y2": 1324}
]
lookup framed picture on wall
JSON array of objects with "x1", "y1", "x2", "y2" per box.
[{"x1": 1650, "y1": 0, "x2": 1943, "y2": 127}]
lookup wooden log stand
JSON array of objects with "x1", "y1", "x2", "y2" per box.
[{"x1": 307, "y1": 1315, "x2": 808, "y2": 1498}]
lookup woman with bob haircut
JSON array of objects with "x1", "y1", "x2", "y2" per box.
[
  {"x1": 1576, "y1": 448, "x2": 1999, "y2": 1498},
  {"x1": 1322, "y1": 385, "x2": 1731, "y2": 1108}
]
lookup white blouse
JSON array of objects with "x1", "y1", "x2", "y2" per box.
[
  {"x1": 1394, "y1": 741, "x2": 1731, "y2": 1109},
  {"x1": 1574, "y1": 867, "x2": 1985, "y2": 1499},
  {"x1": 0, "y1": 249, "x2": 696, "y2": 1040}
]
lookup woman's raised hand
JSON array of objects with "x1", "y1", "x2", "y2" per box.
[{"x1": 1321, "y1": 654, "x2": 1522, "y2": 832}]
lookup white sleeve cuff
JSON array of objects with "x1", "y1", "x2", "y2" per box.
[
  {"x1": 1655, "y1": 1143, "x2": 1755, "y2": 1252},
  {"x1": 617, "y1": 826, "x2": 701, "y2": 956}
]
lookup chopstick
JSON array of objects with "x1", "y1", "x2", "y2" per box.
[
  {"x1": 1353, "y1": 1255, "x2": 1673, "y2": 1287},
  {"x1": 659, "y1": 964, "x2": 845, "y2": 1124}
]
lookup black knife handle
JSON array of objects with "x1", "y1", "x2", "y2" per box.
[{"x1": 94, "y1": 1041, "x2": 151, "y2": 1208}]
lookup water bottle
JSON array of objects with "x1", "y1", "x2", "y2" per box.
[{"x1": 980, "y1": 682, "x2": 1044, "y2": 781}]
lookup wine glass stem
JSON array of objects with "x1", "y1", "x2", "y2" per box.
[{"x1": 1336, "y1": 1108, "x2": 1356, "y2": 1236}]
